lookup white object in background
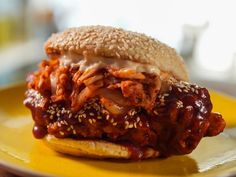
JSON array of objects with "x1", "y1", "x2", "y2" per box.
[
  {"x1": 192, "y1": 0, "x2": 236, "y2": 82},
  {"x1": 230, "y1": 54, "x2": 236, "y2": 81},
  {"x1": 49, "y1": 0, "x2": 210, "y2": 50},
  {"x1": 0, "y1": 39, "x2": 45, "y2": 75}
]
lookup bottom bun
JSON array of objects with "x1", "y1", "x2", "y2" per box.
[{"x1": 44, "y1": 135, "x2": 160, "y2": 159}]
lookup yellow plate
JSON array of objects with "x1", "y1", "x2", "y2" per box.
[{"x1": 0, "y1": 83, "x2": 236, "y2": 177}]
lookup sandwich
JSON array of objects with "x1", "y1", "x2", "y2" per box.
[{"x1": 24, "y1": 25, "x2": 225, "y2": 160}]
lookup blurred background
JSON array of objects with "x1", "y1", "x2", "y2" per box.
[{"x1": 0, "y1": 0, "x2": 236, "y2": 95}]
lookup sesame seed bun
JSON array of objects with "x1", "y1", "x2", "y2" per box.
[
  {"x1": 44, "y1": 135, "x2": 159, "y2": 159},
  {"x1": 42, "y1": 26, "x2": 188, "y2": 159},
  {"x1": 45, "y1": 25, "x2": 189, "y2": 81}
]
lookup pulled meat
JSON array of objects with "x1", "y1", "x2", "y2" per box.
[
  {"x1": 121, "y1": 81, "x2": 146, "y2": 106},
  {"x1": 24, "y1": 58, "x2": 226, "y2": 159},
  {"x1": 107, "y1": 68, "x2": 146, "y2": 80},
  {"x1": 27, "y1": 59, "x2": 161, "y2": 112}
]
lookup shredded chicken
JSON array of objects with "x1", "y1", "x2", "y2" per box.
[
  {"x1": 27, "y1": 58, "x2": 162, "y2": 112},
  {"x1": 119, "y1": 75, "x2": 161, "y2": 110},
  {"x1": 75, "y1": 69, "x2": 98, "y2": 85},
  {"x1": 51, "y1": 66, "x2": 70, "y2": 102},
  {"x1": 83, "y1": 74, "x2": 104, "y2": 86},
  {"x1": 71, "y1": 80, "x2": 104, "y2": 111},
  {"x1": 27, "y1": 59, "x2": 59, "y2": 94},
  {"x1": 96, "y1": 88, "x2": 128, "y2": 106},
  {"x1": 107, "y1": 83, "x2": 121, "y2": 89},
  {"x1": 108, "y1": 68, "x2": 146, "y2": 80},
  {"x1": 100, "y1": 97, "x2": 129, "y2": 115},
  {"x1": 121, "y1": 80, "x2": 146, "y2": 106},
  {"x1": 72, "y1": 70, "x2": 83, "y2": 85}
]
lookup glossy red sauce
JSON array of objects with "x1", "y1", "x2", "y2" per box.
[{"x1": 24, "y1": 80, "x2": 225, "y2": 159}]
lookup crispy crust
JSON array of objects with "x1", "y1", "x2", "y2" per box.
[
  {"x1": 44, "y1": 135, "x2": 159, "y2": 159},
  {"x1": 45, "y1": 25, "x2": 189, "y2": 81}
]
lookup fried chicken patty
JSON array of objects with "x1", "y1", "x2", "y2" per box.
[{"x1": 24, "y1": 59, "x2": 225, "y2": 158}]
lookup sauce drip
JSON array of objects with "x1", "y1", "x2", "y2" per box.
[
  {"x1": 33, "y1": 124, "x2": 47, "y2": 139},
  {"x1": 24, "y1": 81, "x2": 225, "y2": 159}
]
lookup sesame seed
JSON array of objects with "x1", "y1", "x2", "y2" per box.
[
  {"x1": 59, "y1": 131, "x2": 64, "y2": 136},
  {"x1": 78, "y1": 110, "x2": 84, "y2": 114},
  {"x1": 73, "y1": 130, "x2": 76, "y2": 135},
  {"x1": 186, "y1": 106, "x2": 193, "y2": 110},
  {"x1": 183, "y1": 89, "x2": 189, "y2": 93},
  {"x1": 128, "y1": 124, "x2": 133, "y2": 128},
  {"x1": 97, "y1": 116, "x2": 102, "y2": 119},
  {"x1": 89, "y1": 119, "x2": 93, "y2": 124},
  {"x1": 110, "y1": 118, "x2": 114, "y2": 123},
  {"x1": 153, "y1": 110, "x2": 158, "y2": 115},
  {"x1": 137, "y1": 117, "x2": 140, "y2": 122},
  {"x1": 89, "y1": 112, "x2": 95, "y2": 116},
  {"x1": 129, "y1": 110, "x2": 136, "y2": 116},
  {"x1": 177, "y1": 88, "x2": 182, "y2": 92},
  {"x1": 176, "y1": 100, "x2": 184, "y2": 108},
  {"x1": 112, "y1": 122, "x2": 117, "y2": 126},
  {"x1": 139, "y1": 121, "x2": 143, "y2": 127},
  {"x1": 69, "y1": 113, "x2": 72, "y2": 118}
]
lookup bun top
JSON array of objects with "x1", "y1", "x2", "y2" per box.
[{"x1": 45, "y1": 25, "x2": 188, "y2": 81}]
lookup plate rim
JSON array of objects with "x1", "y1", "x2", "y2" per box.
[
  {"x1": 0, "y1": 159, "x2": 53, "y2": 177},
  {"x1": 0, "y1": 83, "x2": 54, "y2": 177},
  {"x1": 0, "y1": 83, "x2": 236, "y2": 177}
]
